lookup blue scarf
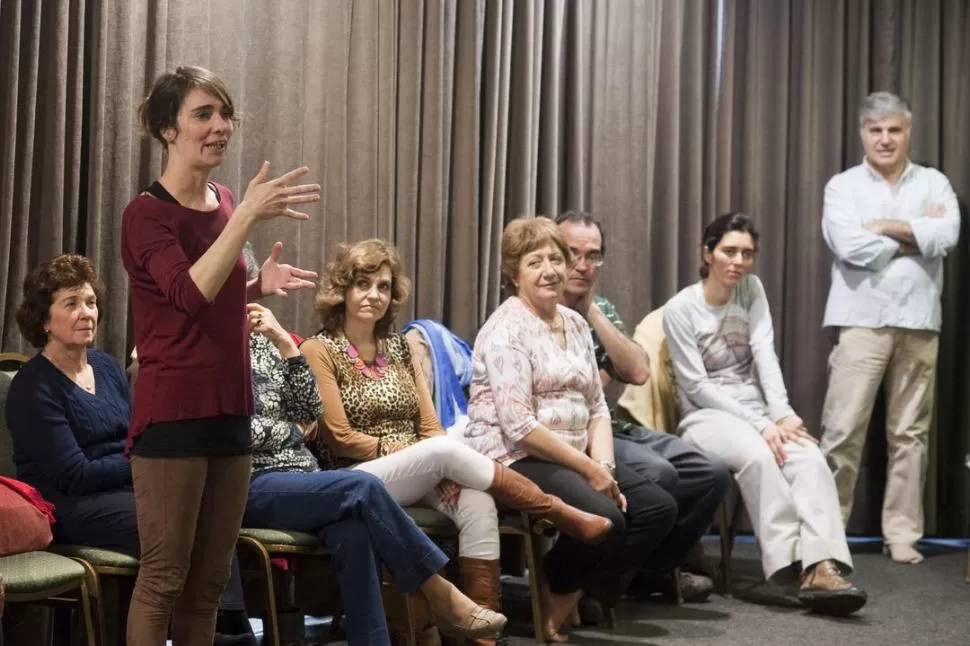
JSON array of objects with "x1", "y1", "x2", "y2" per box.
[{"x1": 401, "y1": 320, "x2": 473, "y2": 431}]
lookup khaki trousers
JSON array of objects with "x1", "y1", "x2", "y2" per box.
[{"x1": 819, "y1": 326, "x2": 938, "y2": 546}]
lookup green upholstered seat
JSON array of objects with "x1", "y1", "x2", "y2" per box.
[
  {"x1": 405, "y1": 506, "x2": 458, "y2": 532},
  {"x1": 0, "y1": 551, "x2": 86, "y2": 594},
  {"x1": 48, "y1": 545, "x2": 140, "y2": 569},
  {"x1": 238, "y1": 528, "x2": 321, "y2": 547}
]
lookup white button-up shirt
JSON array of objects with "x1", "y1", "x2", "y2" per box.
[{"x1": 822, "y1": 159, "x2": 961, "y2": 332}]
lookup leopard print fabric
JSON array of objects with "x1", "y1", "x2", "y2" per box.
[{"x1": 309, "y1": 331, "x2": 422, "y2": 468}]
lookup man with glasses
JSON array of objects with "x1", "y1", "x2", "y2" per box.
[{"x1": 555, "y1": 211, "x2": 730, "y2": 609}]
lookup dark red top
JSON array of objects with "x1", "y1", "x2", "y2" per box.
[{"x1": 121, "y1": 182, "x2": 252, "y2": 451}]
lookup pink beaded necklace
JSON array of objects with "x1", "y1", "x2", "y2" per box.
[{"x1": 346, "y1": 341, "x2": 388, "y2": 380}]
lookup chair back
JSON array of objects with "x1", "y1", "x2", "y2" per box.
[
  {"x1": 616, "y1": 307, "x2": 679, "y2": 433},
  {"x1": 0, "y1": 354, "x2": 29, "y2": 478}
]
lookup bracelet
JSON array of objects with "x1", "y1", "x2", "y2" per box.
[{"x1": 597, "y1": 459, "x2": 617, "y2": 478}]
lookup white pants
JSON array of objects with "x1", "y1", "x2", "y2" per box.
[
  {"x1": 353, "y1": 436, "x2": 500, "y2": 559},
  {"x1": 679, "y1": 409, "x2": 852, "y2": 579}
]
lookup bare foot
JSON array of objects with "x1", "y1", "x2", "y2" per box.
[
  {"x1": 885, "y1": 543, "x2": 924, "y2": 564},
  {"x1": 567, "y1": 601, "x2": 581, "y2": 627}
]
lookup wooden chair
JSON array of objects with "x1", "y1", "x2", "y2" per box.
[
  {"x1": 618, "y1": 307, "x2": 738, "y2": 593},
  {"x1": 0, "y1": 353, "x2": 29, "y2": 372},
  {"x1": 498, "y1": 512, "x2": 545, "y2": 644}
]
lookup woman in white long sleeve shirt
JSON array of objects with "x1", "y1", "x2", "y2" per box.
[{"x1": 663, "y1": 212, "x2": 868, "y2": 617}]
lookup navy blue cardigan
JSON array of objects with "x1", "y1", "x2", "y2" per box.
[{"x1": 6, "y1": 349, "x2": 131, "y2": 502}]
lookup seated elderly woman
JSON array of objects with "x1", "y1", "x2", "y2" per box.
[
  {"x1": 238, "y1": 293, "x2": 506, "y2": 643},
  {"x1": 463, "y1": 217, "x2": 679, "y2": 642},
  {"x1": 663, "y1": 212, "x2": 868, "y2": 616},
  {"x1": 300, "y1": 239, "x2": 611, "y2": 645},
  {"x1": 4, "y1": 254, "x2": 254, "y2": 643}
]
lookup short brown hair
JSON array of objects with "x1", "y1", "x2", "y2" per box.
[
  {"x1": 16, "y1": 254, "x2": 104, "y2": 348},
  {"x1": 315, "y1": 239, "x2": 412, "y2": 339},
  {"x1": 500, "y1": 217, "x2": 572, "y2": 289},
  {"x1": 138, "y1": 65, "x2": 240, "y2": 147}
]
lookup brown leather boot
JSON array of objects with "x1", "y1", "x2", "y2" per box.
[
  {"x1": 462, "y1": 558, "x2": 501, "y2": 646},
  {"x1": 488, "y1": 463, "x2": 613, "y2": 544},
  {"x1": 797, "y1": 560, "x2": 868, "y2": 616}
]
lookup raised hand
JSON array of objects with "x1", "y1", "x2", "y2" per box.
[
  {"x1": 240, "y1": 161, "x2": 321, "y2": 222},
  {"x1": 247, "y1": 302, "x2": 299, "y2": 358},
  {"x1": 255, "y1": 241, "x2": 318, "y2": 297}
]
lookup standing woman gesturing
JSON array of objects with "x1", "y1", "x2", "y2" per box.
[{"x1": 121, "y1": 66, "x2": 320, "y2": 646}]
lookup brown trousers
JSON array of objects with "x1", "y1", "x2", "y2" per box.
[
  {"x1": 819, "y1": 326, "x2": 938, "y2": 545},
  {"x1": 127, "y1": 454, "x2": 251, "y2": 646}
]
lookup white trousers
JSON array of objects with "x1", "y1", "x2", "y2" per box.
[
  {"x1": 353, "y1": 436, "x2": 500, "y2": 559},
  {"x1": 679, "y1": 409, "x2": 852, "y2": 579}
]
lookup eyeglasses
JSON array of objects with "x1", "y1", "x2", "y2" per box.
[{"x1": 570, "y1": 251, "x2": 605, "y2": 268}]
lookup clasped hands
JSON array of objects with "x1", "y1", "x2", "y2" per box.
[
  {"x1": 585, "y1": 460, "x2": 627, "y2": 513},
  {"x1": 761, "y1": 414, "x2": 818, "y2": 466}
]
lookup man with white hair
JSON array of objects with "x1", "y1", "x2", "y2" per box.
[{"x1": 819, "y1": 91, "x2": 961, "y2": 564}]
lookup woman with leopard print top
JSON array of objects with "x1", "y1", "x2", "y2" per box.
[
  {"x1": 242, "y1": 301, "x2": 508, "y2": 643},
  {"x1": 301, "y1": 239, "x2": 613, "y2": 645}
]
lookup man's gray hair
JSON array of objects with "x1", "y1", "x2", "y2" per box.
[{"x1": 859, "y1": 91, "x2": 912, "y2": 127}]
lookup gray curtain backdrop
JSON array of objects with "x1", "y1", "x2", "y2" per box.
[{"x1": 0, "y1": 0, "x2": 967, "y2": 535}]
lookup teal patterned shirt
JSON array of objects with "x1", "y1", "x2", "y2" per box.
[{"x1": 589, "y1": 296, "x2": 640, "y2": 436}]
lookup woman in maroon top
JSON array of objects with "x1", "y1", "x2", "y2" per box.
[{"x1": 121, "y1": 65, "x2": 319, "y2": 646}]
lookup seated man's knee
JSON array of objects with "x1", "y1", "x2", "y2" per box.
[
  {"x1": 708, "y1": 455, "x2": 733, "y2": 496},
  {"x1": 651, "y1": 460, "x2": 679, "y2": 491},
  {"x1": 627, "y1": 484, "x2": 678, "y2": 537}
]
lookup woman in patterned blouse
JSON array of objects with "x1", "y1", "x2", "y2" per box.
[
  {"x1": 464, "y1": 217, "x2": 682, "y2": 642},
  {"x1": 241, "y1": 297, "x2": 507, "y2": 642},
  {"x1": 302, "y1": 239, "x2": 612, "y2": 646}
]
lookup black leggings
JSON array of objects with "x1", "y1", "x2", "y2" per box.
[{"x1": 510, "y1": 457, "x2": 678, "y2": 602}]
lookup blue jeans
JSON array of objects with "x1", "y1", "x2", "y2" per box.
[{"x1": 245, "y1": 469, "x2": 448, "y2": 645}]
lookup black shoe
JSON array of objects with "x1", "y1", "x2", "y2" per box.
[
  {"x1": 213, "y1": 609, "x2": 257, "y2": 646},
  {"x1": 577, "y1": 595, "x2": 605, "y2": 625},
  {"x1": 676, "y1": 571, "x2": 714, "y2": 603}
]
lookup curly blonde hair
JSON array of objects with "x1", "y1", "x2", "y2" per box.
[{"x1": 315, "y1": 239, "x2": 412, "y2": 338}]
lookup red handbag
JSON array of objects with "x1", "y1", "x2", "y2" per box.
[{"x1": 0, "y1": 476, "x2": 55, "y2": 556}]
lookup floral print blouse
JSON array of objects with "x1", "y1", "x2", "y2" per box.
[
  {"x1": 250, "y1": 333, "x2": 322, "y2": 475},
  {"x1": 463, "y1": 297, "x2": 610, "y2": 465}
]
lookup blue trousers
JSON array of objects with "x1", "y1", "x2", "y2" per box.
[
  {"x1": 613, "y1": 426, "x2": 731, "y2": 570},
  {"x1": 245, "y1": 469, "x2": 448, "y2": 645}
]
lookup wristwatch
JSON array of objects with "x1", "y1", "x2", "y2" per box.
[{"x1": 597, "y1": 460, "x2": 617, "y2": 478}]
